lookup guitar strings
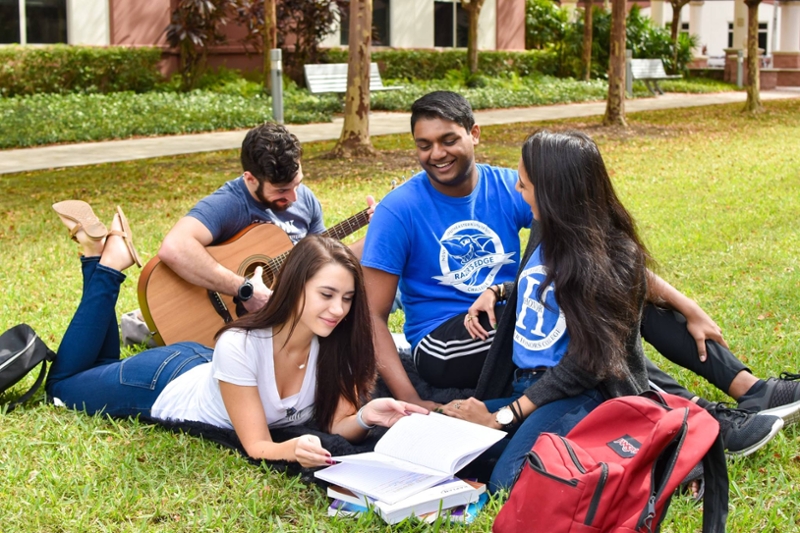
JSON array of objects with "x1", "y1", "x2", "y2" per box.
[{"x1": 256, "y1": 209, "x2": 371, "y2": 287}]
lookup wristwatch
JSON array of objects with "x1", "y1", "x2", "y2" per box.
[
  {"x1": 495, "y1": 406, "x2": 515, "y2": 429},
  {"x1": 237, "y1": 278, "x2": 254, "y2": 302}
]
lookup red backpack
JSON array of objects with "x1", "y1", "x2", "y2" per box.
[{"x1": 493, "y1": 392, "x2": 728, "y2": 533}]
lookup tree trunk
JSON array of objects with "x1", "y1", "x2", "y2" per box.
[
  {"x1": 582, "y1": 1, "x2": 593, "y2": 81},
  {"x1": 263, "y1": 0, "x2": 277, "y2": 91},
  {"x1": 668, "y1": 0, "x2": 689, "y2": 73},
  {"x1": 669, "y1": 2, "x2": 681, "y2": 73},
  {"x1": 331, "y1": 0, "x2": 376, "y2": 157},
  {"x1": 603, "y1": 0, "x2": 627, "y2": 127},
  {"x1": 743, "y1": 0, "x2": 763, "y2": 113},
  {"x1": 462, "y1": 0, "x2": 486, "y2": 74}
]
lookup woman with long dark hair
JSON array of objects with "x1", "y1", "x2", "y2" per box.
[
  {"x1": 442, "y1": 130, "x2": 650, "y2": 490},
  {"x1": 46, "y1": 202, "x2": 424, "y2": 467}
]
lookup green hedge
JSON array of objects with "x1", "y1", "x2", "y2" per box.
[
  {"x1": 0, "y1": 90, "x2": 340, "y2": 149},
  {"x1": 321, "y1": 48, "x2": 559, "y2": 80},
  {"x1": 0, "y1": 45, "x2": 164, "y2": 97}
]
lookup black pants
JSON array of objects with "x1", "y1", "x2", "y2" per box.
[
  {"x1": 413, "y1": 306, "x2": 502, "y2": 389},
  {"x1": 641, "y1": 305, "x2": 750, "y2": 398},
  {"x1": 413, "y1": 302, "x2": 750, "y2": 398}
]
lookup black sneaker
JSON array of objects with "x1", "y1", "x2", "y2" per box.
[
  {"x1": 737, "y1": 373, "x2": 800, "y2": 426},
  {"x1": 706, "y1": 403, "x2": 784, "y2": 457}
]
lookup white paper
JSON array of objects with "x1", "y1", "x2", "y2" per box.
[{"x1": 315, "y1": 462, "x2": 447, "y2": 504}]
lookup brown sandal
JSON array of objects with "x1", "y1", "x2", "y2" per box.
[
  {"x1": 110, "y1": 206, "x2": 142, "y2": 268},
  {"x1": 52, "y1": 200, "x2": 108, "y2": 241}
]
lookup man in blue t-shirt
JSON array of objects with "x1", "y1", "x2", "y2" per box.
[
  {"x1": 362, "y1": 92, "x2": 532, "y2": 410},
  {"x1": 362, "y1": 92, "x2": 800, "y2": 431},
  {"x1": 159, "y1": 122, "x2": 373, "y2": 314}
]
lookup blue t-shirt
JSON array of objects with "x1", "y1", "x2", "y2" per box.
[
  {"x1": 361, "y1": 164, "x2": 533, "y2": 348},
  {"x1": 187, "y1": 176, "x2": 325, "y2": 245},
  {"x1": 512, "y1": 244, "x2": 570, "y2": 369}
]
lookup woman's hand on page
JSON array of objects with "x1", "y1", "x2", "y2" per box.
[
  {"x1": 465, "y1": 290, "x2": 497, "y2": 340},
  {"x1": 441, "y1": 398, "x2": 495, "y2": 427},
  {"x1": 292, "y1": 434, "x2": 332, "y2": 467},
  {"x1": 363, "y1": 398, "x2": 429, "y2": 428}
]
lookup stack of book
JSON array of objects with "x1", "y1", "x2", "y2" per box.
[
  {"x1": 326, "y1": 479, "x2": 488, "y2": 524},
  {"x1": 315, "y1": 412, "x2": 505, "y2": 524}
]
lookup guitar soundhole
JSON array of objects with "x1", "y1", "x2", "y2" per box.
[{"x1": 241, "y1": 258, "x2": 276, "y2": 288}]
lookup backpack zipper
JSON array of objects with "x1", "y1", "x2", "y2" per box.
[
  {"x1": 558, "y1": 435, "x2": 586, "y2": 473},
  {"x1": 557, "y1": 435, "x2": 611, "y2": 526},
  {"x1": 635, "y1": 408, "x2": 689, "y2": 531},
  {"x1": 526, "y1": 451, "x2": 579, "y2": 487},
  {"x1": 584, "y1": 462, "x2": 608, "y2": 526},
  {"x1": 0, "y1": 335, "x2": 36, "y2": 374}
]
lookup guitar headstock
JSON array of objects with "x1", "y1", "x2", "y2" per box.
[{"x1": 390, "y1": 172, "x2": 414, "y2": 191}]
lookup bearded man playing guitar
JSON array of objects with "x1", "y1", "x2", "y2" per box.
[{"x1": 157, "y1": 122, "x2": 375, "y2": 315}]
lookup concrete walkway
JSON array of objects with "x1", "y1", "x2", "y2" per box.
[{"x1": 2, "y1": 89, "x2": 799, "y2": 175}]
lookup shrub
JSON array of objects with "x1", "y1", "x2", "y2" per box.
[
  {"x1": 371, "y1": 74, "x2": 609, "y2": 112},
  {"x1": 0, "y1": 45, "x2": 164, "y2": 97},
  {"x1": 525, "y1": 2, "x2": 696, "y2": 78},
  {"x1": 321, "y1": 48, "x2": 559, "y2": 80},
  {"x1": 0, "y1": 89, "x2": 340, "y2": 148}
]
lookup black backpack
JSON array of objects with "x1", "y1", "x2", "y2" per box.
[{"x1": 0, "y1": 324, "x2": 56, "y2": 412}]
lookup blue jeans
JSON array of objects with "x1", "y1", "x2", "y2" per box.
[
  {"x1": 46, "y1": 257, "x2": 213, "y2": 417},
  {"x1": 483, "y1": 372, "x2": 604, "y2": 492}
]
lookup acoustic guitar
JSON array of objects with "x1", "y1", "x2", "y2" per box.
[{"x1": 137, "y1": 209, "x2": 370, "y2": 347}]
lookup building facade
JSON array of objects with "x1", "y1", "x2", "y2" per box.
[{"x1": 1, "y1": 0, "x2": 797, "y2": 77}]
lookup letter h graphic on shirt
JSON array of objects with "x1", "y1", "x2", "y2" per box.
[{"x1": 514, "y1": 265, "x2": 567, "y2": 351}]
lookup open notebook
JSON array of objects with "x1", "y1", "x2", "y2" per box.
[{"x1": 314, "y1": 412, "x2": 505, "y2": 504}]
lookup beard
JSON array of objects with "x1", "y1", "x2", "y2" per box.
[{"x1": 255, "y1": 187, "x2": 292, "y2": 212}]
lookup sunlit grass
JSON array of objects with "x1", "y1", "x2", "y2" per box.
[{"x1": 1, "y1": 98, "x2": 799, "y2": 531}]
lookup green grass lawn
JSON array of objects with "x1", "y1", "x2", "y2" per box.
[{"x1": 2, "y1": 99, "x2": 799, "y2": 532}]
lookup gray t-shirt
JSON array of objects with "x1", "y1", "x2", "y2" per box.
[{"x1": 188, "y1": 176, "x2": 325, "y2": 245}]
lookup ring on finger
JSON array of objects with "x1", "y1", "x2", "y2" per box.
[{"x1": 455, "y1": 401, "x2": 462, "y2": 409}]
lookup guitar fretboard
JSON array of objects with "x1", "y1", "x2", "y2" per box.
[{"x1": 260, "y1": 208, "x2": 371, "y2": 282}]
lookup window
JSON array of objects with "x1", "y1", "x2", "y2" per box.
[
  {"x1": 340, "y1": 0, "x2": 391, "y2": 47},
  {"x1": 728, "y1": 21, "x2": 769, "y2": 52},
  {"x1": 0, "y1": 0, "x2": 67, "y2": 45},
  {"x1": 680, "y1": 22, "x2": 689, "y2": 36},
  {"x1": 434, "y1": 0, "x2": 468, "y2": 48},
  {"x1": 758, "y1": 22, "x2": 768, "y2": 52}
]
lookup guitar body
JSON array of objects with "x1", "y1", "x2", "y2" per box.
[{"x1": 138, "y1": 224, "x2": 293, "y2": 347}]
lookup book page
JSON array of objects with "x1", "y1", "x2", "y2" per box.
[
  {"x1": 315, "y1": 462, "x2": 448, "y2": 504},
  {"x1": 331, "y1": 451, "x2": 446, "y2": 476},
  {"x1": 373, "y1": 412, "x2": 506, "y2": 474}
]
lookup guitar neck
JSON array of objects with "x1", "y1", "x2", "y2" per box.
[
  {"x1": 265, "y1": 208, "x2": 371, "y2": 280},
  {"x1": 321, "y1": 208, "x2": 371, "y2": 242}
]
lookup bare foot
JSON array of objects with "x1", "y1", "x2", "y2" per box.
[
  {"x1": 99, "y1": 214, "x2": 134, "y2": 272},
  {"x1": 56, "y1": 214, "x2": 105, "y2": 257}
]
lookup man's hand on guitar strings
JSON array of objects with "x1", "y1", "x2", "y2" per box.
[
  {"x1": 243, "y1": 266, "x2": 273, "y2": 313},
  {"x1": 365, "y1": 195, "x2": 377, "y2": 221}
]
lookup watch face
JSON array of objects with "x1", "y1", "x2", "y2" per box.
[
  {"x1": 496, "y1": 408, "x2": 514, "y2": 425},
  {"x1": 239, "y1": 280, "x2": 254, "y2": 300}
]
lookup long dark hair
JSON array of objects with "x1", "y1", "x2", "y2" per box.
[
  {"x1": 216, "y1": 234, "x2": 375, "y2": 431},
  {"x1": 521, "y1": 130, "x2": 649, "y2": 379}
]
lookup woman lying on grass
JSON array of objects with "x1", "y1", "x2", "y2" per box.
[
  {"x1": 46, "y1": 201, "x2": 425, "y2": 467},
  {"x1": 443, "y1": 130, "x2": 651, "y2": 491}
]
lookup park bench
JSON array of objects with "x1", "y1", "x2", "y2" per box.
[
  {"x1": 304, "y1": 63, "x2": 404, "y2": 94},
  {"x1": 629, "y1": 58, "x2": 682, "y2": 95}
]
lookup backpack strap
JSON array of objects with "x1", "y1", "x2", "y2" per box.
[
  {"x1": 5, "y1": 360, "x2": 48, "y2": 413},
  {"x1": 699, "y1": 433, "x2": 729, "y2": 532}
]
